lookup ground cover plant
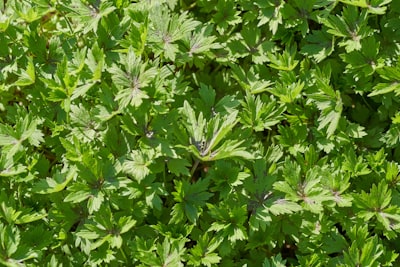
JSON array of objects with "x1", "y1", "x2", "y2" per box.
[{"x1": 1, "y1": 0, "x2": 400, "y2": 266}]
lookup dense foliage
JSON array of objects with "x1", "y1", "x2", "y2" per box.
[{"x1": 1, "y1": 0, "x2": 400, "y2": 266}]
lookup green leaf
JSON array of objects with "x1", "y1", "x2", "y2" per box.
[
  {"x1": 86, "y1": 37, "x2": 104, "y2": 82},
  {"x1": 262, "y1": 254, "x2": 287, "y2": 267},
  {"x1": 0, "y1": 13, "x2": 10, "y2": 32},
  {"x1": 148, "y1": 6, "x2": 201, "y2": 60},
  {"x1": 63, "y1": 0, "x2": 116, "y2": 34},
  {"x1": 268, "y1": 72, "x2": 304, "y2": 103},
  {"x1": 212, "y1": 0, "x2": 242, "y2": 34},
  {"x1": 119, "y1": 216, "x2": 136, "y2": 234},
  {"x1": 64, "y1": 189, "x2": 91, "y2": 203},
  {"x1": 122, "y1": 150, "x2": 153, "y2": 182},
  {"x1": 0, "y1": 223, "x2": 19, "y2": 257},
  {"x1": 172, "y1": 178, "x2": 213, "y2": 223},
  {"x1": 230, "y1": 64, "x2": 274, "y2": 94},
  {"x1": 342, "y1": 148, "x2": 371, "y2": 176},
  {"x1": 181, "y1": 100, "x2": 254, "y2": 161},
  {"x1": 301, "y1": 29, "x2": 334, "y2": 63},
  {"x1": 187, "y1": 233, "x2": 222, "y2": 267},
  {"x1": 33, "y1": 167, "x2": 77, "y2": 194},
  {"x1": 269, "y1": 199, "x2": 302, "y2": 215},
  {"x1": 309, "y1": 66, "x2": 343, "y2": 137},
  {"x1": 110, "y1": 47, "x2": 157, "y2": 108},
  {"x1": 240, "y1": 93, "x2": 285, "y2": 131},
  {"x1": 274, "y1": 160, "x2": 332, "y2": 213},
  {"x1": 322, "y1": 6, "x2": 371, "y2": 52},
  {"x1": 368, "y1": 61, "x2": 400, "y2": 96},
  {"x1": 339, "y1": 0, "x2": 392, "y2": 14},
  {"x1": 343, "y1": 226, "x2": 385, "y2": 266},
  {"x1": 167, "y1": 158, "x2": 191, "y2": 176},
  {"x1": 121, "y1": 8, "x2": 149, "y2": 55},
  {"x1": 341, "y1": 37, "x2": 383, "y2": 76},
  {"x1": 13, "y1": 1, "x2": 42, "y2": 22},
  {"x1": 14, "y1": 57, "x2": 35, "y2": 86},
  {"x1": 353, "y1": 181, "x2": 400, "y2": 232},
  {"x1": 0, "y1": 134, "x2": 18, "y2": 147},
  {"x1": 207, "y1": 200, "x2": 248, "y2": 243},
  {"x1": 15, "y1": 211, "x2": 46, "y2": 224},
  {"x1": 267, "y1": 45, "x2": 299, "y2": 71}
]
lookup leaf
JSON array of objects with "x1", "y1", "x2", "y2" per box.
[
  {"x1": 230, "y1": 64, "x2": 274, "y2": 94},
  {"x1": 33, "y1": 167, "x2": 77, "y2": 194},
  {"x1": 183, "y1": 24, "x2": 219, "y2": 57},
  {"x1": 148, "y1": 6, "x2": 201, "y2": 60},
  {"x1": 198, "y1": 139, "x2": 254, "y2": 161},
  {"x1": 269, "y1": 199, "x2": 302, "y2": 215},
  {"x1": 181, "y1": 100, "x2": 207, "y2": 144},
  {"x1": 0, "y1": 134, "x2": 18, "y2": 147},
  {"x1": 262, "y1": 254, "x2": 287, "y2": 267},
  {"x1": 14, "y1": 57, "x2": 35, "y2": 86},
  {"x1": 268, "y1": 73, "x2": 304, "y2": 103},
  {"x1": 0, "y1": 223, "x2": 20, "y2": 257},
  {"x1": 0, "y1": 157, "x2": 26, "y2": 177},
  {"x1": 206, "y1": 111, "x2": 239, "y2": 153},
  {"x1": 322, "y1": 6, "x2": 371, "y2": 52},
  {"x1": 354, "y1": 181, "x2": 392, "y2": 211},
  {"x1": 0, "y1": 13, "x2": 10, "y2": 32},
  {"x1": 267, "y1": 45, "x2": 299, "y2": 71},
  {"x1": 64, "y1": 190, "x2": 91, "y2": 203},
  {"x1": 121, "y1": 8, "x2": 149, "y2": 55},
  {"x1": 339, "y1": 0, "x2": 392, "y2": 14},
  {"x1": 71, "y1": 82, "x2": 96, "y2": 100},
  {"x1": 181, "y1": 100, "x2": 254, "y2": 161},
  {"x1": 59, "y1": 136, "x2": 86, "y2": 162},
  {"x1": 13, "y1": 1, "x2": 42, "y2": 22},
  {"x1": 207, "y1": 201, "x2": 248, "y2": 243},
  {"x1": 63, "y1": 0, "x2": 116, "y2": 34},
  {"x1": 301, "y1": 29, "x2": 334, "y2": 63},
  {"x1": 167, "y1": 158, "x2": 191, "y2": 176},
  {"x1": 86, "y1": 38, "x2": 104, "y2": 82},
  {"x1": 188, "y1": 233, "x2": 222, "y2": 267},
  {"x1": 341, "y1": 37, "x2": 383, "y2": 76},
  {"x1": 240, "y1": 93, "x2": 286, "y2": 132},
  {"x1": 122, "y1": 150, "x2": 153, "y2": 182},
  {"x1": 368, "y1": 61, "x2": 400, "y2": 96},
  {"x1": 309, "y1": 66, "x2": 343, "y2": 138},
  {"x1": 342, "y1": 148, "x2": 371, "y2": 176},
  {"x1": 212, "y1": 0, "x2": 242, "y2": 34},
  {"x1": 119, "y1": 216, "x2": 136, "y2": 234},
  {"x1": 15, "y1": 211, "x2": 46, "y2": 224},
  {"x1": 172, "y1": 179, "x2": 213, "y2": 223},
  {"x1": 110, "y1": 47, "x2": 157, "y2": 108}
]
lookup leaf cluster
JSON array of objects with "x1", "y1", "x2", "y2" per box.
[{"x1": 0, "y1": 0, "x2": 400, "y2": 266}]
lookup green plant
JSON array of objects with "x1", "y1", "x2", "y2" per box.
[{"x1": 0, "y1": 0, "x2": 400, "y2": 266}]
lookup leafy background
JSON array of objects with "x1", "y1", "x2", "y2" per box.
[{"x1": 1, "y1": 0, "x2": 400, "y2": 266}]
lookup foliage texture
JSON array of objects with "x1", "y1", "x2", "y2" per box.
[{"x1": 1, "y1": 0, "x2": 400, "y2": 266}]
